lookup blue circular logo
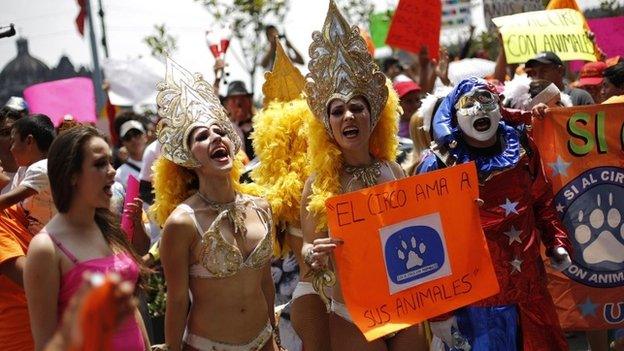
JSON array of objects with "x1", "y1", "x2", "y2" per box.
[
  {"x1": 384, "y1": 225, "x2": 446, "y2": 285},
  {"x1": 555, "y1": 167, "x2": 624, "y2": 288}
]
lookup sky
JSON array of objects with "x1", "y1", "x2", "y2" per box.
[{"x1": 0, "y1": 0, "x2": 613, "y2": 97}]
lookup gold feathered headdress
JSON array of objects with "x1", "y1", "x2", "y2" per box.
[
  {"x1": 262, "y1": 39, "x2": 305, "y2": 105},
  {"x1": 253, "y1": 39, "x2": 310, "y2": 227},
  {"x1": 305, "y1": 0, "x2": 388, "y2": 136},
  {"x1": 156, "y1": 57, "x2": 241, "y2": 168}
]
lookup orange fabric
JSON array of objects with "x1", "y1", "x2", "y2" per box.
[
  {"x1": 533, "y1": 103, "x2": 624, "y2": 330},
  {"x1": 325, "y1": 162, "x2": 499, "y2": 340},
  {"x1": 71, "y1": 281, "x2": 118, "y2": 351},
  {"x1": 0, "y1": 206, "x2": 34, "y2": 350}
]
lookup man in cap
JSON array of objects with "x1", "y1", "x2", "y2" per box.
[
  {"x1": 576, "y1": 61, "x2": 607, "y2": 103},
  {"x1": 114, "y1": 114, "x2": 147, "y2": 190},
  {"x1": 525, "y1": 51, "x2": 594, "y2": 106},
  {"x1": 393, "y1": 78, "x2": 422, "y2": 139},
  {"x1": 0, "y1": 97, "x2": 27, "y2": 194},
  {"x1": 222, "y1": 80, "x2": 255, "y2": 160}
]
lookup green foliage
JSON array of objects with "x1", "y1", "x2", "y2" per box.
[
  {"x1": 143, "y1": 24, "x2": 177, "y2": 59},
  {"x1": 583, "y1": 0, "x2": 624, "y2": 18},
  {"x1": 335, "y1": 0, "x2": 375, "y2": 27},
  {"x1": 146, "y1": 270, "x2": 167, "y2": 317}
]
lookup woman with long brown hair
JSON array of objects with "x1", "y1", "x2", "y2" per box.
[{"x1": 24, "y1": 126, "x2": 149, "y2": 351}]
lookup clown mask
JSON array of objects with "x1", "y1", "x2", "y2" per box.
[{"x1": 454, "y1": 89, "x2": 502, "y2": 142}]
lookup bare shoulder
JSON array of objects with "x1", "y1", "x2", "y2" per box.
[
  {"x1": 387, "y1": 160, "x2": 406, "y2": 179},
  {"x1": 27, "y1": 231, "x2": 57, "y2": 262},
  {"x1": 161, "y1": 206, "x2": 198, "y2": 243}
]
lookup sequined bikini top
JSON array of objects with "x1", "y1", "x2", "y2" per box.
[{"x1": 179, "y1": 195, "x2": 273, "y2": 279}]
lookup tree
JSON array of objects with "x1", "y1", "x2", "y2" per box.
[
  {"x1": 335, "y1": 0, "x2": 375, "y2": 27},
  {"x1": 195, "y1": 0, "x2": 290, "y2": 95},
  {"x1": 143, "y1": 24, "x2": 178, "y2": 59}
]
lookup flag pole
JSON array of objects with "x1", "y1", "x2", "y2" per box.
[{"x1": 85, "y1": 0, "x2": 105, "y2": 112}]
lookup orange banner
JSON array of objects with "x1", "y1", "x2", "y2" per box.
[
  {"x1": 325, "y1": 162, "x2": 499, "y2": 340},
  {"x1": 533, "y1": 103, "x2": 624, "y2": 330}
]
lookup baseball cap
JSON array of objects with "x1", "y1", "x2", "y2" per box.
[
  {"x1": 393, "y1": 80, "x2": 421, "y2": 98},
  {"x1": 578, "y1": 61, "x2": 607, "y2": 86},
  {"x1": 525, "y1": 51, "x2": 564, "y2": 68},
  {"x1": 119, "y1": 120, "x2": 145, "y2": 139}
]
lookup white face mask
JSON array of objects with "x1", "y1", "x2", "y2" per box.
[{"x1": 455, "y1": 90, "x2": 502, "y2": 142}]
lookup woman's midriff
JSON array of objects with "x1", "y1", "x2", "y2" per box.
[{"x1": 186, "y1": 269, "x2": 270, "y2": 344}]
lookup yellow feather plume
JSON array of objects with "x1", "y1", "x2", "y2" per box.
[{"x1": 305, "y1": 79, "x2": 400, "y2": 231}]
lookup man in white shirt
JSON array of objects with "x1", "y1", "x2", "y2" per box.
[{"x1": 114, "y1": 119, "x2": 147, "y2": 190}]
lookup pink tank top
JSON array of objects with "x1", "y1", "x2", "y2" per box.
[{"x1": 48, "y1": 234, "x2": 145, "y2": 351}]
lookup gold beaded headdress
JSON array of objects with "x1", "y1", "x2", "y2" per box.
[
  {"x1": 305, "y1": 0, "x2": 388, "y2": 136},
  {"x1": 156, "y1": 57, "x2": 241, "y2": 168}
]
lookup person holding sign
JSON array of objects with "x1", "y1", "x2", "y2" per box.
[
  {"x1": 417, "y1": 77, "x2": 573, "y2": 351},
  {"x1": 301, "y1": 1, "x2": 427, "y2": 350},
  {"x1": 150, "y1": 57, "x2": 281, "y2": 351}
]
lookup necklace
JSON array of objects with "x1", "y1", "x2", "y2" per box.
[
  {"x1": 196, "y1": 192, "x2": 248, "y2": 236},
  {"x1": 344, "y1": 159, "x2": 382, "y2": 188}
]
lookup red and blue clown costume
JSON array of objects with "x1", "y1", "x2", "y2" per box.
[{"x1": 417, "y1": 77, "x2": 571, "y2": 351}]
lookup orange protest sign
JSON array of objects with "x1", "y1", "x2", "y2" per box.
[
  {"x1": 533, "y1": 103, "x2": 624, "y2": 330},
  {"x1": 385, "y1": 0, "x2": 441, "y2": 58},
  {"x1": 325, "y1": 162, "x2": 499, "y2": 340}
]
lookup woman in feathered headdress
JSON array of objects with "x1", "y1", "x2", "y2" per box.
[
  {"x1": 300, "y1": 2, "x2": 428, "y2": 349},
  {"x1": 151, "y1": 59, "x2": 280, "y2": 351},
  {"x1": 251, "y1": 40, "x2": 331, "y2": 350}
]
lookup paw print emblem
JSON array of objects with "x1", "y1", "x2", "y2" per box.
[
  {"x1": 574, "y1": 193, "x2": 624, "y2": 265},
  {"x1": 397, "y1": 236, "x2": 426, "y2": 270}
]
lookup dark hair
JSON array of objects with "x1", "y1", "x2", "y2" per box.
[
  {"x1": 382, "y1": 57, "x2": 401, "y2": 73},
  {"x1": 0, "y1": 106, "x2": 24, "y2": 125},
  {"x1": 264, "y1": 24, "x2": 277, "y2": 32},
  {"x1": 47, "y1": 126, "x2": 148, "y2": 284},
  {"x1": 604, "y1": 62, "x2": 624, "y2": 89},
  {"x1": 12, "y1": 113, "x2": 55, "y2": 153}
]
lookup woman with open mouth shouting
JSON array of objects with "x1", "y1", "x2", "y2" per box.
[
  {"x1": 150, "y1": 58, "x2": 280, "y2": 351},
  {"x1": 299, "y1": 1, "x2": 429, "y2": 350}
]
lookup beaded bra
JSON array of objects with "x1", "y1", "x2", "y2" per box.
[{"x1": 183, "y1": 194, "x2": 274, "y2": 279}]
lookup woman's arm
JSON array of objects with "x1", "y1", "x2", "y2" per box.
[
  {"x1": 300, "y1": 177, "x2": 339, "y2": 270},
  {"x1": 24, "y1": 234, "x2": 60, "y2": 351},
  {"x1": 160, "y1": 212, "x2": 193, "y2": 351}
]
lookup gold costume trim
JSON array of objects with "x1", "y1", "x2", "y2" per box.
[
  {"x1": 305, "y1": 0, "x2": 388, "y2": 137},
  {"x1": 156, "y1": 57, "x2": 241, "y2": 168},
  {"x1": 262, "y1": 38, "x2": 305, "y2": 105}
]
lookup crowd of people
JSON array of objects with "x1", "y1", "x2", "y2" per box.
[{"x1": 1, "y1": 1, "x2": 624, "y2": 350}]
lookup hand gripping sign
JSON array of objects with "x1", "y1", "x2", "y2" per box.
[{"x1": 325, "y1": 162, "x2": 499, "y2": 340}]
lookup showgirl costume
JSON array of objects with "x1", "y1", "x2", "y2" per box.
[
  {"x1": 303, "y1": 0, "x2": 401, "y2": 320},
  {"x1": 151, "y1": 58, "x2": 274, "y2": 351},
  {"x1": 250, "y1": 40, "x2": 316, "y2": 301},
  {"x1": 417, "y1": 77, "x2": 572, "y2": 351}
]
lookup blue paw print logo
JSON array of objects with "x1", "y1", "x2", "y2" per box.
[
  {"x1": 571, "y1": 193, "x2": 624, "y2": 268},
  {"x1": 380, "y1": 213, "x2": 452, "y2": 293},
  {"x1": 556, "y1": 167, "x2": 624, "y2": 288}
]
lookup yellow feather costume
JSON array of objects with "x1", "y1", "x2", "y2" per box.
[{"x1": 250, "y1": 40, "x2": 312, "y2": 255}]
